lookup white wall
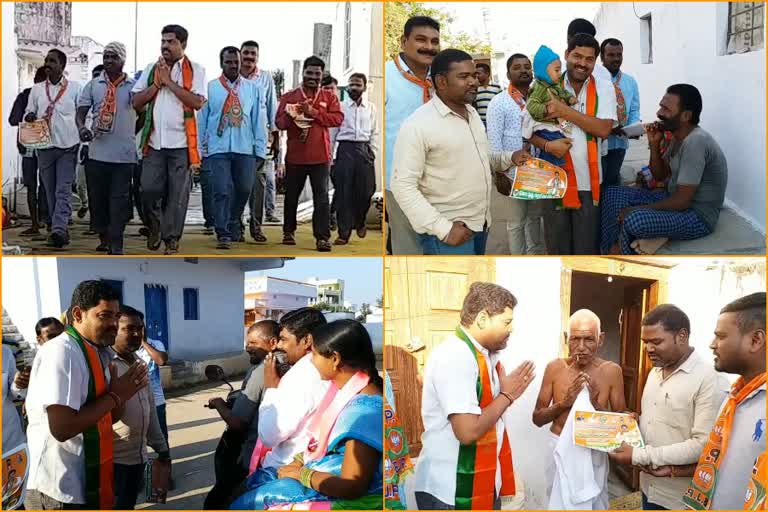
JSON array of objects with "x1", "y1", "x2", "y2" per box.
[
  {"x1": 2, "y1": 257, "x2": 63, "y2": 346},
  {"x1": 2, "y1": 2, "x2": 20, "y2": 189},
  {"x1": 54, "y1": 258, "x2": 247, "y2": 360},
  {"x1": 594, "y1": 2, "x2": 766, "y2": 230},
  {"x1": 495, "y1": 257, "x2": 566, "y2": 510},
  {"x1": 667, "y1": 259, "x2": 766, "y2": 383}
]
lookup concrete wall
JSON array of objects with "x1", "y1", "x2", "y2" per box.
[
  {"x1": 15, "y1": 2, "x2": 71, "y2": 46},
  {"x1": 3, "y1": 2, "x2": 20, "y2": 189},
  {"x1": 53, "y1": 258, "x2": 247, "y2": 360},
  {"x1": 594, "y1": 2, "x2": 766, "y2": 231},
  {"x1": 667, "y1": 258, "x2": 766, "y2": 383},
  {"x1": 2, "y1": 257, "x2": 63, "y2": 347},
  {"x1": 494, "y1": 257, "x2": 566, "y2": 510}
]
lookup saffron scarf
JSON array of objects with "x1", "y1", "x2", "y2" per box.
[
  {"x1": 744, "y1": 451, "x2": 767, "y2": 510},
  {"x1": 394, "y1": 54, "x2": 432, "y2": 103},
  {"x1": 684, "y1": 373, "x2": 767, "y2": 510},
  {"x1": 44, "y1": 78, "x2": 69, "y2": 121},
  {"x1": 65, "y1": 326, "x2": 114, "y2": 510},
  {"x1": 613, "y1": 70, "x2": 628, "y2": 127},
  {"x1": 507, "y1": 85, "x2": 526, "y2": 111},
  {"x1": 217, "y1": 75, "x2": 244, "y2": 137},
  {"x1": 139, "y1": 58, "x2": 201, "y2": 165},
  {"x1": 94, "y1": 72, "x2": 127, "y2": 134},
  {"x1": 559, "y1": 74, "x2": 600, "y2": 209},
  {"x1": 454, "y1": 327, "x2": 515, "y2": 510}
]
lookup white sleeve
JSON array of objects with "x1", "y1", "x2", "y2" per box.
[
  {"x1": 597, "y1": 76, "x2": 618, "y2": 125},
  {"x1": 257, "y1": 373, "x2": 318, "y2": 447},
  {"x1": 132, "y1": 63, "x2": 152, "y2": 94},
  {"x1": 192, "y1": 64, "x2": 207, "y2": 99},
  {"x1": 36, "y1": 343, "x2": 85, "y2": 411},
  {"x1": 428, "y1": 343, "x2": 482, "y2": 417}
]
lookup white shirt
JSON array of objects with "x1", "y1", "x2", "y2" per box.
[
  {"x1": 415, "y1": 328, "x2": 505, "y2": 505},
  {"x1": 26, "y1": 79, "x2": 83, "y2": 149},
  {"x1": 257, "y1": 353, "x2": 330, "y2": 469},
  {"x1": 25, "y1": 332, "x2": 112, "y2": 504},
  {"x1": 336, "y1": 97, "x2": 380, "y2": 159},
  {"x1": 633, "y1": 350, "x2": 729, "y2": 509},
  {"x1": 560, "y1": 73, "x2": 617, "y2": 191},
  {"x1": 391, "y1": 95, "x2": 516, "y2": 240},
  {"x1": 2, "y1": 346, "x2": 26, "y2": 453},
  {"x1": 132, "y1": 59, "x2": 207, "y2": 150}
]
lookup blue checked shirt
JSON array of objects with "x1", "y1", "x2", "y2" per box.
[{"x1": 607, "y1": 71, "x2": 640, "y2": 151}]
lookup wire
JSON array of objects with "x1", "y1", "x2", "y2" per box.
[{"x1": 632, "y1": 2, "x2": 643, "y2": 20}]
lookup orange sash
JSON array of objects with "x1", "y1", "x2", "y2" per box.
[
  {"x1": 507, "y1": 85, "x2": 526, "y2": 111},
  {"x1": 393, "y1": 55, "x2": 432, "y2": 103},
  {"x1": 684, "y1": 373, "x2": 767, "y2": 510},
  {"x1": 745, "y1": 451, "x2": 767, "y2": 510},
  {"x1": 560, "y1": 75, "x2": 600, "y2": 209},
  {"x1": 94, "y1": 72, "x2": 126, "y2": 133}
]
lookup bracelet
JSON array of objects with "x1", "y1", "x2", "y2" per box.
[
  {"x1": 500, "y1": 391, "x2": 514, "y2": 405},
  {"x1": 299, "y1": 466, "x2": 315, "y2": 489},
  {"x1": 544, "y1": 141, "x2": 549, "y2": 153},
  {"x1": 293, "y1": 453, "x2": 304, "y2": 465},
  {"x1": 108, "y1": 392, "x2": 122, "y2": 409}
]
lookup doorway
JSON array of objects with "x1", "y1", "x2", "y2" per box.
[{"x1": 144, "y1": 284, "x2": 169, "y2": 353}]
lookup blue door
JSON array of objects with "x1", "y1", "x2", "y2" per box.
[{"x1": 144, "y1": 284, "x2": 169, "y2": 352}]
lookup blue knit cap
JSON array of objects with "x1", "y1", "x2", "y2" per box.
[{"x1": 533, "y1": 45, "x2": 560, "y2": 85}]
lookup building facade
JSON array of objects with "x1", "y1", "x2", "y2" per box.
[
  {"x1": 306, "y1": 277, "x2": 345, "y2": 306},
  {"x1": 244, "y1": 276, "x2": 317, "y2": 322},
  {"x1": 2, "y1": 257, "x2": 287, "y2": 361},
  {"x1": 594, "y1": 2, "x2": 766, "y2": 231}
]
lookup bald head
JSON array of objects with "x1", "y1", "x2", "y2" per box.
[{"x1": 568, "y1": 309, "x2": 601, "y2": 338}]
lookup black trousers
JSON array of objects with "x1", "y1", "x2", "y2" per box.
[
  {"x1": 86, "y1": 160, "x2": 133, "y2": 253},
  {"x1": 333, "y1": 141, "x2": 375, "y2": 238},
  {"x1": 283, "y1": 162, "x2": 330, "y2": 241}
]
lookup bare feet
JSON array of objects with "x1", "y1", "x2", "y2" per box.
[{"x1": 631, "y1": 237, "x2": 669, "y2": 255}]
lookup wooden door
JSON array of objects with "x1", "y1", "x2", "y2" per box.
[
  {"x1": 384, "y1": 257, "x2": 495, "y2": 456},
  {"x1": 615, "y1": 283, "x2": 652, "y2": 490}
]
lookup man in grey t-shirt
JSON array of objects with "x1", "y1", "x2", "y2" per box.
[
  {"x1": 600, "y1": 84, "x2": 728, "y2": 255},
  {"x1": 203, "y1": 320, "x2": 279, "y2": 509}
]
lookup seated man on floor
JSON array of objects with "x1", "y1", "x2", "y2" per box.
[{"x1": 600, "y1": 84, "x2": 727, "y2": 255}]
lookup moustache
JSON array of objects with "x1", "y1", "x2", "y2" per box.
[
  {"x1": 243, "y1": 57, "x2": 256, "y2": 62},
  {"x1": 417, "y1": 49, "x2": 438, "y2": 57}
]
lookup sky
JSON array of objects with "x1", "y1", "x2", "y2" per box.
[
  {"x1": 71, "y1": 2, "x2": 343, "y2": 80},
  {"x1": 246, "y1": 257, "x2": 382, "y2": 307},
  {"x1": 433, "y1": 2, "x2": 601, "y2": 73}
]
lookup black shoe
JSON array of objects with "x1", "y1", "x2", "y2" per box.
[
  {"x1": 84, "y1": 230, "x2": 97, "y2": 236},
  {"x1": 282, "y1": 233, "x2": 296, "y2": 245},
  {"x1": 316, "y1": 239, "x2": 332, "y2": 252},
  {"x1": 164, "y1": 239, "x2": 179, "y2": 255},
  {"x1": 265, "y1": 214, "x2": 280, "y2": 223},
  {"x1": 251, "y1": 230, "x2": 267, "y2": 243},
  {"x1": 356, "y1": 225, "x2": 367, "y2": 239},
  {"x1": 216, "y1": 239, "x2": 232, "y2": 250},
  {"x1": 68, "y1": 218, "x2": 74, "y2": 226},
  {"x1": 77, "y1": 206, "x2": 88, "y2": 219},
  {"x1": 138, "y1": 227, "x2": 151, "y2": 238},
  {"x1": 46, "y1": 232, "x2": 68, "y2": 248},
  {"x1": 20, "y1": 227, "x2": 40, "y2": 236},
  {"x1": 147, "y1": 231, "x2": 161, "y2": 251},
  {"x1": 334, "y1": 236, "x2": 349, "y2": 246},
  {"x1": 95, "y1": 239, "x2": 109, "y2": 252}
]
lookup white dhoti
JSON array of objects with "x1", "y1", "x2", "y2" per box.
[{"x1": 548, "y1": 390, "x2": 609, "y2": 510}]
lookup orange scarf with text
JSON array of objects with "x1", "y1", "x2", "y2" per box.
[
  {"x1": 394, "y1": 54, "x2": 432, "y2": 103},
  {"x1": 560, "y1": 75, "x2": 600, "y2": 209}
]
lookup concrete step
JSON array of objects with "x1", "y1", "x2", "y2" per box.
[
  {"x1": 658, "y1": 208, "x2": 765, "y2": 255},
  {"x1": 2, "y1": 333, "x2": 24, "y2": 343},
  {"x1": 2, "y1": 325, "x2": 19, "y2": 334}
]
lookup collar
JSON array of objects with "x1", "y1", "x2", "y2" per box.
[
  {"x1": 345, "y1": 97, "x2": 367, "y2": 108},
  {"x1": 563, "y1": 72, "x2": 594, "y2": 95},
  {"x1": 653, "y1": 349, "x2": 700, "y2": 379},
  {"x1": 98, "y1": 72, "x2": 129, "y2": 84},
  {"x1": 458, "y1": 326, "x2": 491, "y2": 359},
  {"x1": 397, "y1": 53, "x2": 430, "y2": 78}
]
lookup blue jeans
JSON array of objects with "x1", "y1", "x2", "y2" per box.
[
  {"x1": 264, "y1": 159, "x2": 276, "y2": 217},
  {"x1": 601, "y1": 148, "x2": 627, "y2": 187},
  {"x1": 419, "y1": 230, "x2": 487, "y2": 255},
  {"x1": 534, "y1": 129, "x2": 567, "y2": 167},
  {"x1": 199, "y1": 159, "x2": 215, "y2": 228},
  {"x1": 156, "y1": 403, "x2": 169, "y2": 445},
  {"x1": 642, "y1": 493, "x2": 669, "y2": 510},
  {"x1": 37, "y1": 146, "x2": 77, "y2": 237},
  {"x1": 113, "y1": 463, "x2": 145, "y2": 509},
  {"x1": 208, "y1": 153, "x2": 260, "y2": 242}
]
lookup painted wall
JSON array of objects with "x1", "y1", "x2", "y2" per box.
[
  {"x1": 2, "y1": 257, "x2": 62, "y2": 347},
  {"x1": 2, "y1": 2, "x2": 20, "y2": 189},
  {"x1": 494, "y1": 257, "x2": 566, "y2": 510},
  {"x1": 53, "y1": 258, "x2": 248, "y2": 360},
  {"x1": 667, "y1": 259, "x2": 766, "y2": 383},
  {"x1": 594, "y1": 2, "x2": 766, "y2": 230}
]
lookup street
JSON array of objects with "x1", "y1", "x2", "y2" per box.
[{"x1": 137, "y1": 378, "x2": 243, "y2": 510}]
